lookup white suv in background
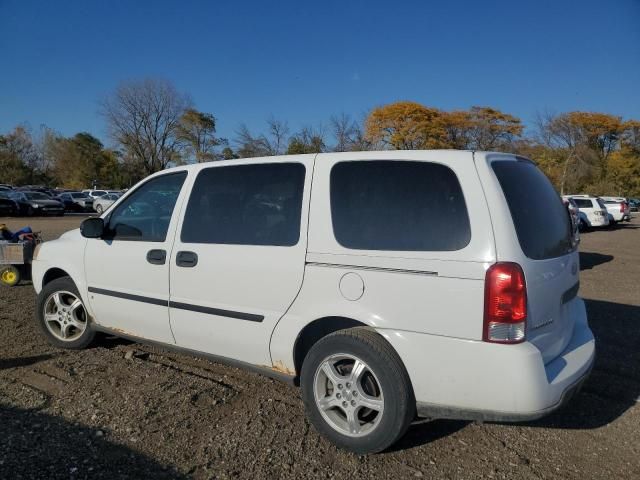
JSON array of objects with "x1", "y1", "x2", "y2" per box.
[
  {"x1": 564, "y1": 195, "x2": 610, "y2": 230},
  {"x1": 600, "y1": 196, "x2": 631, "y2": 223},
  {"x1": 31, "y1": 151, "x2": 595, "y2": 454},
  {"x1": 82, "y1": 189, "x2": 108, "y2": 199}
]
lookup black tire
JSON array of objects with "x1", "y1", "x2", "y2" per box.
[
  {"x1": 578, "y1": 219, "x2": 588, "y2": 232},
  {"x1": 0, "y1": 265, "x2": 21, "y2": 286},
  {"x1": 35, "y1": 276, "x2": 95, "y2": 349},
  {"x1": 96, "y1": 204, "x2": 103, "y2": 214},
  {"x1": 301, "y1": 327, "x2": 415, "y2": 454}
]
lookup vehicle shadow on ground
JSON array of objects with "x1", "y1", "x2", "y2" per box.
[
  {"x1": 522, "y1": 298, "x2": 640, "y2": 430},
  {"x1": 0, "y1": 405, "x2": 185, "y2": 479},
  {"x1": 92, "y1": 333, "x2": 135, "y2": 349},
  {"x1": 579, "y1": 251, "x2": 614, "y2": 270},
  {"x1": 0, "y1": 353, "x2": 56, "y2": 371},
  {"x1": 388, "y1": 419, "x2": 470, "y2": 452}
]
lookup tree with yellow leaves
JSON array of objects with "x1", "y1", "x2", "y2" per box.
[{"x1": 365, "y1": 101, "x2": 448, "y2": 149}]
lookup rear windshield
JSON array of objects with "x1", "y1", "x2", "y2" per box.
[
  {"x1": 492, "y1": 159, "x2": 573, "y2": 260},
  {"x1": 572, "y1": 198, "x2": 593, "y2": 209}
]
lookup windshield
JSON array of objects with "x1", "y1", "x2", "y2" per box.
[{"x1": 25, "y1": 192, "x2": 51, "y2": 200}]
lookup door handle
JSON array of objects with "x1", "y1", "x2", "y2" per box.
[
  {"x1": 176, "y1": 251, "x2": 198, "y2": 268},
  {"x1": 146, "y1": 249, "x2": 166, "y2": 265}
]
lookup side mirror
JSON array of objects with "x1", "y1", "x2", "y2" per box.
[{"x1": 80, "y1": 217, "x2": 104, "y2": 239}]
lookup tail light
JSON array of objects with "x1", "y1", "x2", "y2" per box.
[
  {"x1": 620, "y1": 203, "x2": 626, "y2": 213},
  {"x1": 483, "y1": 262, "x2": 527, "y2": 344}
]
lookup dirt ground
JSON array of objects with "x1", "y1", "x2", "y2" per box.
[{"x1": 1, "y1": 215, "x2": 638, "y2": 479}]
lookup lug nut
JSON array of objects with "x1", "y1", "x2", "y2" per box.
[
  {"x1": 346, "y1": 382, "x2": 351, "y2": 388},
  {"x1": 351, "y1": 400, "x2": 356, "y2": 406},
  {"x1": 352, "y1": 391, "x2": 358, "y2": 397},
  {"x1": 337, "y1": 384, "x2": 343, "y2": 390},
  {"x1": 336, "y1": 393, "x2": 341, "y2": 399},
  {"x1": 342, "y1": 401, "x2": 348, "y2": 408}
]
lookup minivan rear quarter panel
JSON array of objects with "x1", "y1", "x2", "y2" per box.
[{"x1": 270, "y1": 151, "x2": 496, "y2": 370}]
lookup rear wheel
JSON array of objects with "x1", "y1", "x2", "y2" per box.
[
  {"x1": 36, "y1": 276, "x2": 95, "y2": 349},
  {"x1": 301, "y1": 327, "x2": 415, "y2": 454},
  {"x1": 95, "y1": 204, "x2": 103, "y2": 214},
  {"x1": 0, "y1": 265, "x2": 20, "y2": 286},
  {"x1": 578, "y1": 219, "x2": 588, "y2": 232}
]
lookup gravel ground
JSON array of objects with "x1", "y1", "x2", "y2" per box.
[{"x1": 0, "y1": 215, "x2": 638, "y2": 479}]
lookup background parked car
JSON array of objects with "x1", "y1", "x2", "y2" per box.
[
  {"x1": 563, "y1": 197, "x2": 580, "y2": 243},
  {"x1": 564, "y1": 195, "x2": 609, "y2": 230},
  {"x1": 82, "y1": 189, "x2": 108, "y2": 199},
  {"x1": 600, "y1": 196, "x2": 631, "y2": 223},
  {"x1": 92, "y1": 192, "x2": 121, "y2": 214},
  {"x1": 0, "y1": 192, "x2": 19, "y2": 216},
  {"x1": 0, "y1": 184, "x2": 14, "y2": 192},
  {"x1": 629, "y1": 198, "x2": 640, "y2": 212},
  {"x1": 8, "y1": 191, "x2": 64, "y2": 216},
  {"x1": 55, "y1": 192, "x2": 94, "y2": 212}
]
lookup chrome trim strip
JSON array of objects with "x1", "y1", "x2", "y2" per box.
[{"x1": 305, "y1": 262, "x2": 438, "y2": 276}]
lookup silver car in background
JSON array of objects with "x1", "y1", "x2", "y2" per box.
[{"x1": 92, "y1": 192, "x2": 121, "y2": 214}]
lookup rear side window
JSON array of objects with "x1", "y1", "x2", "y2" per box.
[
  {"x1": 181, "y1": 163, "x2": 305, "y2": 246},
  {"x1": 492, "y1": 159, "x2": 572, "y2": 260},
  {"x1": 330, "y1": 161, "x2": 471, "y2": 251},
  {"x1": 572, "y1": 198, "x2": 593, "y2": 209}
]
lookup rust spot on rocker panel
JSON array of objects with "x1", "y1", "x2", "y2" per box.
[
  {"x1": 269, "y1": 360, "x2": 296, "y2": 376},
  {"x1": 110, "y1": 327, "x2": 134, "y2": 337}
]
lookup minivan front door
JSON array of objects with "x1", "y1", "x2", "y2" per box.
[
  {"x1": 85, "y1": 171, "x2": 188, "y2": 343},
  {"x1": 168, "y1": 159, "x2": 313, "y2": 366}
]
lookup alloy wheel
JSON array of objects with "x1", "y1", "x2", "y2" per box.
[{"x1": 313, "y1": 353, "x2": 385, "y2": 437}]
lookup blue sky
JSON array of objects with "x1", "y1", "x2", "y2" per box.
[{"x1": 1, "y1": 0, "x2": 639, "y2": 146}]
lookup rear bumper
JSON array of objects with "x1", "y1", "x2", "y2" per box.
[
  {"x1": 379, "y1": 298, "x2": 595, "y2": 422},
  {"x1": 588, "y1": 216, "x2": 608, "y2": 227},
  {"x1": 416, "y1": 358, "x2": 592, "y2": 422}
]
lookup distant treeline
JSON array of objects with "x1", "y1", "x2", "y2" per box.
[{"x1": 1, "y1": 78, "x2": 638, "y2": 196}]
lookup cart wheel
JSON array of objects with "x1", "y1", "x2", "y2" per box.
[{"x1": 0, "y1": 265, "x2": 20, "y2": 287}]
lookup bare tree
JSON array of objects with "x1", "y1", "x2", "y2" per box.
[
  {"x1": 330, "y1": 113, "x2": 360, "y2": 152},
  {"x1": 234, "y1": 117, "x2": 289, "y2": 158},
  {"x1": 287, "y1": 124, "x2": 327, "y2": 154},
  {"x1": 266, "y1": 116, "x2": 289, "y2": 156},
  {"x1": 0, "y1": 125, "x2": 42, "y2": 183},
  {"x1": 535, "y1": 111, "x2": 595, "y2": 195},
  {"x1": 100, "y1": 78, "x2": 191, "y2": 174}
]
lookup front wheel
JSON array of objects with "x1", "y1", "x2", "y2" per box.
[
  {"x1": 36, "y1": 276, "x2": 95, "y2": 349},
  {"x1": 95, "y1": 204, "x2": 103, "y2": 214},
  {"x1": 301, "y1": 327, "x2": 415, "y2": 454}
]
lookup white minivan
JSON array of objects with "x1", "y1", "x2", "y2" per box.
[
  {"x1": 564, "y1": 195, "x2": 610, "y2": 230},
  {"x1": 32, "y1": 151, "x2": 595, "y2": 454}
]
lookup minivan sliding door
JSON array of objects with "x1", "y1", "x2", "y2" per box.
[{"x1": 168, "y1": 159, "x2": 312, "y2": 366}]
